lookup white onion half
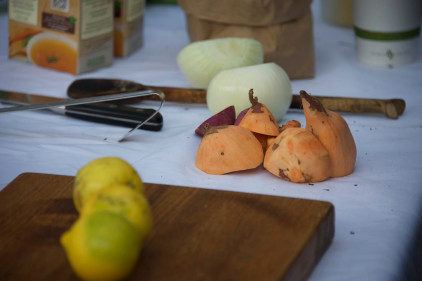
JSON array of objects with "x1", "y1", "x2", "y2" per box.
[
  {"x1": 177, "y1": 37, "x2": 263, "y2": 89},
  {"x1": 207, "y1": 63, "x2": 292, "y2": 122}
]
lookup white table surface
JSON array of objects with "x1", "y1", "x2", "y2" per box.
[{"x1": 1, "y1": 1, "x2": 422, "y2": 280}]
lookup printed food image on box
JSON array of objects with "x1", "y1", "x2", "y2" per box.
[
  {"x1": 8, "y1": 0, "x2": 114, "y2": 75},
  {"x1": 114, "y1": 0, "x2": 145, "y2": 57}
]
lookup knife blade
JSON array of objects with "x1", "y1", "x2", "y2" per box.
[{"x1": 0, "y1": 89, "x2": 163, "y2": 131}]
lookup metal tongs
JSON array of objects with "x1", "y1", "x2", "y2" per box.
[{"x1": 0, "y1": 89, "x2": 165, "y2": 142}]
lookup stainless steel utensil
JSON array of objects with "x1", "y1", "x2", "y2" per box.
[{"x1": 0, "y1": 89, "x2": 165, "y2": 141}]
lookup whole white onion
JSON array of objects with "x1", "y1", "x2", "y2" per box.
[{"x1": 207, "y1": 63, "x2": 292, "y2": 122}]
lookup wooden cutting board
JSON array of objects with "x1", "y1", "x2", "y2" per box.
[{"x1": 0, "y1": 173, "x2": 334, "y2": 281}]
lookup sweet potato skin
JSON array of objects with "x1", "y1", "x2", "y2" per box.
[
  {"x1": 195, "y1": 106, "x2": 236, "y2": 136},
  {"x1": 234, "y1": 108, "x2": 248, "y2": 125}
]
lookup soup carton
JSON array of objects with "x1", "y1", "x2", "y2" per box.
[
  {"x1": 113, "y1": 0, "x2": 145, "y2": 57},
  {"x1": 8, "y1": 0, "x2": 114, "y2": 75}
]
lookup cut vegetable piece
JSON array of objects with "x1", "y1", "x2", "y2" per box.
[
  {"x1": 177, "y1": 37, "x2": 263, "y2": 88},
  {"x1": 238, "y1": 89, "x2": 280, "y2": 136},
  {"x1": 264, "y1": 127, "x2": 331, "y2": 183},
  {"x1": 207, "y1": 63, "x2": 292, "y2": 122},
  {"x1": 280, "y1": 120, "x2": 301, "y2": 132},
  {"x1": 195, "y1": 125, "x2": 264, "y2": 175},
  {"x1": 253, "y1": 132, "x2": 270, "y2": 151},
  {"x1": 300, "y1": 90, "x2": 357, "y2": 178},
  {"x1": 266, "y1": 120, "x2": 300, "y2": 149},
  {"x1": 195, "y1": 105, "x2": 236, "y2": 136},
  {"x1": 234, "y1": 108, "x2": 248, "y2": 125}
]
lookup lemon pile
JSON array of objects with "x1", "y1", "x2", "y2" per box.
[{"x1": 60, "y1": 157, "x2": 153, "y2": 281}]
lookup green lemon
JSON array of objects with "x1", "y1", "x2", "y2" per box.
[
  {"x1": 82, "y1": 185, "x2": 153, "y2": 243},
  {"x1": 60, "y1": 211, "x2": 142, "y2": 281}
]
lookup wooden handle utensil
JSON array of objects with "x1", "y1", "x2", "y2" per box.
[{"x1": 67, "y1": 78, "x2": 405, "y2": 119}]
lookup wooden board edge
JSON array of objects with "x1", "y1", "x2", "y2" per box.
[{"x1": 283, "y1": 203, "x2": 335, "y2": 281}]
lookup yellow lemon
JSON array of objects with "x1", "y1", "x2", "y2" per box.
[
  {"x1": 82, "y1": 185, "x2": 153, "y2": 243},
  {"x1": 73, "y1": 157, "x2": 143, "y2": 212},
  {"x1": 61, "y1": 211, "x2": 142, "y2": 281}
]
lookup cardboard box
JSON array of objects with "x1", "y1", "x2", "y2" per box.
[
  {"x1": 113, "y1": 0, "x2": 145, "y2": 57},
  {"x1": 8, "y1": 0, "x2": 114, "y2": 75}
]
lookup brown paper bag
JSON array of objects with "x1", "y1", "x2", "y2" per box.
[{"x1": 178, "y1": 0, "x2": 315, "y2": 79}]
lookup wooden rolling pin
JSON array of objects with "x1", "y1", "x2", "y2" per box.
[{"x1": 67, "y1": 78, "x2": 406, "y2": 119}]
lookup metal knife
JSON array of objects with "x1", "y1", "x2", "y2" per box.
[{"x1": 0, "y1": 89, "x2": 163, "y2": 131}]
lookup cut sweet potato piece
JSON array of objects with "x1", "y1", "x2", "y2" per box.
[{"x1": 195, "y1": 105, "x2": 236, "y2": 136}]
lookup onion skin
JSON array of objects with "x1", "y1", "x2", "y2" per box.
[
  {"x1": 177, "y1": 37, "x2": 263, "y2": 88},
  {"x1": 207, "y1": 63, "x2": 292, "y2": 122}
]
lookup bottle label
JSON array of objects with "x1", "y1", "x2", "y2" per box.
[{"x1": 354, "y1": 26, "x2": 421, "y2": 41}]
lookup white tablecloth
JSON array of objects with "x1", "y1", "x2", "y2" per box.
[{"x1": 1, "y1": 1, "x2": 421, "y2": 280}]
